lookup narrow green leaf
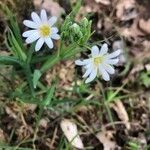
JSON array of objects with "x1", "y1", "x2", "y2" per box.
[
  {"x1": 42, "y1": 85, "x2": 55, "y2": 107},
  {"x1": 70, "y1": 0, "x2": 82, "y2": 19},
  {"x1": 40, "y1": 54, "x2": 60, "y2": 73},
  {"x1": 6, "y1": 31, "x2": 18, "y2": 56},
  {"x1": 8, "y1": 30, "x2": 27, "y2": 61},
  {"x1": 23, "y1": 65, "x2": 35, "y2": 97},
  {"x1": 0, "y1": 4, "x2": 24, "y2": 49},
  {"x1": 33, "y1": 69, "x2": 42, "y2": 89},
  {"x1": 0, "y1": 55, "x2": 23, "y2": 66},
  {"x1": 61, "y1": 0, "x2": 81, "y2": 32}
]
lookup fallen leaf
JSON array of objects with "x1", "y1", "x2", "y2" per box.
[
  {"x1": 16, "y1": 125, "x2": 33, "y2": 141},
  {"x1": 97, "y1": 19, "x2": 102, "y2": 29},
  {"x1": 60, "y1": 119, "x2": 84, "y2": 149},
  {"x1": 104, "y1": 17, "x2": 113, "y2": 32},
  {"x1": 111, "y1": 100, "x2": 130, "y2": 129},
  {"x1": 130, "y1": 64, "x2": 144, "y2": 75},
  {"x1": 39, "y1": 118, "x2": 49, "y2": 128},
  {"x1": 33, "y1": 0, "x2": 42, "y2": 7},
  {"x1": 0, "y1": 128, "x2": 6, "y2": 142},
  {"x1": 96, "y1": 130, "x2": 117, "y2": 150},
  {"x1": 23, "y1": 104, "x2": 37, "y2": 112},
  {"x1": 33, "y1": 0, "x2": 64, "y2": 17},
  {"x1": 145, "y1": 64, "x2": 150, "y2": 71},
  {"x1": 119, "y1": 19, "x2": 144, "y2": 44},
  {"x1": 95, "y1": 0, "x2": 111, "y2": 5},
  {"x1": 116, "y1": 0, "x2": 138, "y2": 21},
  {"x1": 5, "y1": 106, "x2": 17, "y2": 119},
  {"x1": 45, "y1": 60, "x2": 75, "y2": 98},
  {"x1": 142, "y1": 40, "x2": 150, "y2": 51},
  {"x1": 139, "y1": 19, "x2": 150, "y2": 34}
]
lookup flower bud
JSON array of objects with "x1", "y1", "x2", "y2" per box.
[
  {"x1": 81, "y1": 17, "x2": 89, "y2": 27},
  {"x1": 70, "y1": 23, "x2": 81, "y2": 34}
]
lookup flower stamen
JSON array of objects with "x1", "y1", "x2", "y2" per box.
[
  {"x1": 39, "y1": 24, "x2": 51, "y2": 37},
  {"x1": 93, "y1": 56, "x2": 103, "y2": 66}
]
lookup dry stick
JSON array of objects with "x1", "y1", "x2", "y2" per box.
[
  {"x1": 32, "y1": 106, "x2": 44, "y2": 150},
  {"x1": 50, "y1": 127, "x2": 58, "y2": 149}
]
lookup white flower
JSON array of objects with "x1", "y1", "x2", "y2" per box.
[
  {"x1": 75, "y1": 43, "x2": 121, "y2": 83},
  {"x1": 22, "y1": 9, "x2": 60, "y2": 51}
]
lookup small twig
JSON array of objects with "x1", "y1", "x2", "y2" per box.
[
  {"x1": 32, "y1": 105, "x2": 44, "y2": 149},
  {"x1": 102, "y1": 121, "x2": 129, "y2": 130},
  {"x1": 49, "y1": 127, "x2": 58, "y2": 149}
]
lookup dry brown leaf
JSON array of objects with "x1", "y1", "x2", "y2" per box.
[
  {"x1": 60, "y1": 119, "x2": 84, "y2": 149},
  {"x1": 0, "y1": 128, "x2": 6, "y2": 142},
  {"x1": 95, "y1": 0, "x2": 111, "y2": 5},
  {"x1": 111, "y1": 100, "x2": 130, "y2": 129},
  {"x1": 97, "y1": 19, "x2": 102, "y2": 29},
  {"x1": 96, "y1": 130, "x2": 117, "y2": 150},
  {"x1": 16, "y1": 125, "x2": 33, "y2": 140},
  {"x1": 142, "y1": 40, "x2": 150, "y2": 51},
  {"x1": 79, "y1": 0, "x2": 100, "y2": 14},
  {"x1": 45, "y1": 60, "x2": 75, "y2": 98},
  {"x1": 130, "y1": 64, "x2": 144, "y2": 75},
  {"x1": 145, "y1": 64, "x2": 150, "y2": 71},
  {"x1": 23, "y1": 104, "x2": 37, "y2": 112},
  {"x1": 33, "y1": 0, "x2": 42, "y2": 7},
  {"x1": 39, "y1": 118, "x2": 49, "y2": 128},
  {"x1": 5, "y1": 106, "x2": 17, "y2": 119},
  {"x1": 116, "y1": 0, "x2": 138, "y2": 21},
  {"x1": 104, "y1": 17, "x2": 113, "y2": 32},
  {"x1": 139, "y1": 19, "x2": 150, "y2": 34},
  {"x1": 118, "y1": 19, "x2": 144, "y2": 44},
  {"x1": 33, "y1": 0, "x2": 64, "y2": 17}
]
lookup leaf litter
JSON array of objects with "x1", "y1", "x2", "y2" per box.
[{"x1": 0, "y1": 0, "x2": 150, "y2": 149}]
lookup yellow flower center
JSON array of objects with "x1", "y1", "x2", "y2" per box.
[
  {"x1": 93, "y1": 56, "x2": 103, "y2": 66},
  {"x1": 39, "y1": 24, "x2": 51, "y2": 37}
]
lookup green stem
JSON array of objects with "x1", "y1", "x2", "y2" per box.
[
  {"x1": 24, "y1": 64, "x2": 35, "y2": 97},
  {"x1": 98, "y1": 81, "x2": 115, "y2": 129},
  {"x1": 40, "y1": 53, "x2": 60, "y2": 73},
  {"x1": 40, "y1": 42, "x2": 88, "y2": 74}
]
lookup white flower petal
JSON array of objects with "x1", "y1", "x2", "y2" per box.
[
  {"x1": 85, "y1": 69, "x2": 97, "y2": 83},
  {"x1": 51, "y1": 34, "x2": 60, "y2": 40},
  {"x1": 99, "y1": 65, "x2": 110, "y2": 81},
  {"x1": 48, "y1": 16, "x2": 57, "y2": 26},
  {"x1": 41, "y1": 9, "x2": 48, "y2": 22},
  {"x1": 107, "y1": 49, "x2": 121, "y2": 59},
  {"x1": 106, "y1": 58, "x2": 119, "y2": 65},
  {"x1": 51, "y1": 27, "x2": 58, "y2": 34},
  {"x1": 84, "y1": 63, "x2": 93, "y2": 69},
  {"x1": 103, "y1": 64, "x2": 115, "y2": 74},
  {"x1": 91, "y1": 46, "x2": 99, "y2": 57},
  {"x1": 83, "y1": 67, "x2": 93, "y2": 78},
  {"x1": 75, "y1": 59, "x2": 91, "y2": 66},
  {"x1": 25, "y1": 32, "x2": 40, "y2": 43},
  {"x1": 31, "y1": 12, "x2": 41, "y2": 25},
  {"x1": 99, "y1": 43, "x2": 108, "y2": 56},
  {"x1": 22, "y1": 30, "x2": 38, "y2": 37},
  {"x1": 44, "y1": 37, "x2": 54, "y2": 49},
  {"x1": 35, "y1": 38, "x2": 44, "y2": 51},
  {"x1": 23, "y1": 20, "x2": 38, "y2": 29}
]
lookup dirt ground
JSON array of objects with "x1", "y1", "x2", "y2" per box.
[{"x1": 0, "y1": 0, "x2": 150, "y2": 149}]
